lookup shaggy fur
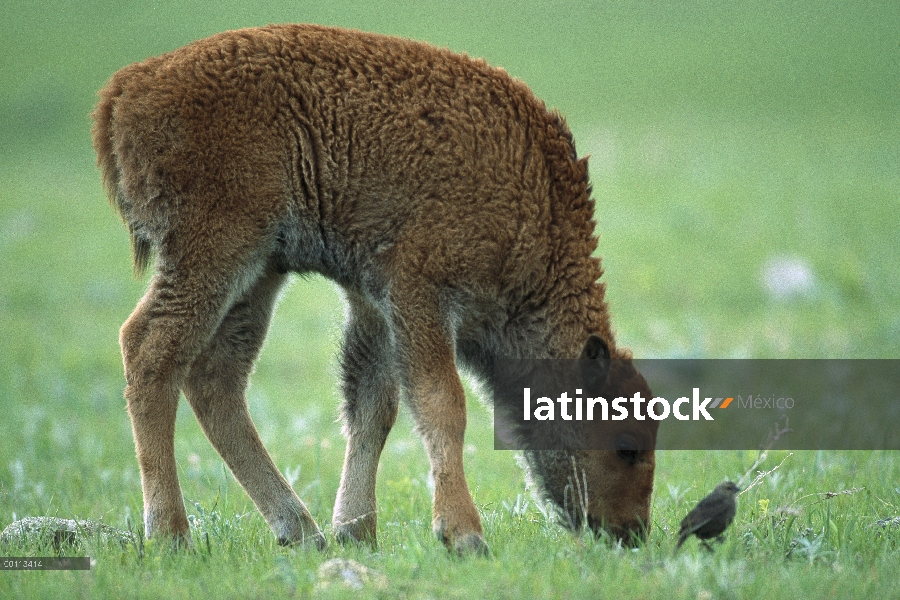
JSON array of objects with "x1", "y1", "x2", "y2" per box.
[{"x1": 91, "y1": 23, "x2": 657, "y2": 554}]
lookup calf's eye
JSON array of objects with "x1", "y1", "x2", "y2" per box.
[{"x1": 615, "y1": 436, "x2": 639, "y2": 464}]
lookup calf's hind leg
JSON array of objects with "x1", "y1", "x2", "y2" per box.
[
  {"x1": 184, "y1": 268, "x2": 325, "y2": 549},
  {"x1": 121, "y1": 267, "x2": 245, "y2": 544},
  {"x1": 333, "y1": 292, "x2": 400, "y2": 545}
]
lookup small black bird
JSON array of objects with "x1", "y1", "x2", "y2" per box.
[{"x1": 676, "y1": 481, "x2": 740, "y2": 551}]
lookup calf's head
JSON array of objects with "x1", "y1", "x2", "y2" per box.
[{"x1": 519, "y1": 337, "x2": 658, "y2": 544}]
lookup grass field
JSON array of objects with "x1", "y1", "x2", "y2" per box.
[{"x1": 1, "y1": 1, "x2": 899, "y2": 597}]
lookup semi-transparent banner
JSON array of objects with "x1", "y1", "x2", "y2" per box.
[{"x1": 492, "y1": 359, "x2": 900, "y2": 450}]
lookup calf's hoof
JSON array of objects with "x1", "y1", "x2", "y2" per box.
[
  {"x1": 333, "y1": 515, "x2": 378, "y2": 548},
  {"x1": 276, "y1": 529, "x2": 327, "y2": 551},
  {"x1": 434, "y1": 520, "x2": 490, "y2": 557},
  {"x1": 450, "y1": 532, "x2": 490, "y2": 557}
]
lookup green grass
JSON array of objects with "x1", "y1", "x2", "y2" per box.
[{"x1": 1, "y1": 1, "x2": 899, "y2": 598}]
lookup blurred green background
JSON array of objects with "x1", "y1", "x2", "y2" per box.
[{"x1": 0, "y1": 0, "x2": 898, "y2": 561}]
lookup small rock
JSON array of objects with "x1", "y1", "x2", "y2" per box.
[
  {"x1": 0, "y1": 517, "x2": 135, "y2": 550},
  {"x1": 315, "y1": 558, "x2": 388, "y2": 591}
]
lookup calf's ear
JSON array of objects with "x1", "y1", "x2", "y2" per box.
[
  {"x1": 581, "y1": 335, "x2": 610, "y2": 360},
  {"x1": 580, "y1": 334, "x2": 610, "y2": 390}
]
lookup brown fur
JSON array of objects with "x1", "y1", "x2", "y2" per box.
[{"x1": 91, "y1": 24, "x2": 657, "y2": 554}]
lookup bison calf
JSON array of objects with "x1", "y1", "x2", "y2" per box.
[{"x1": 92, "y1": 24, "x2": 656, "y2": 554}]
